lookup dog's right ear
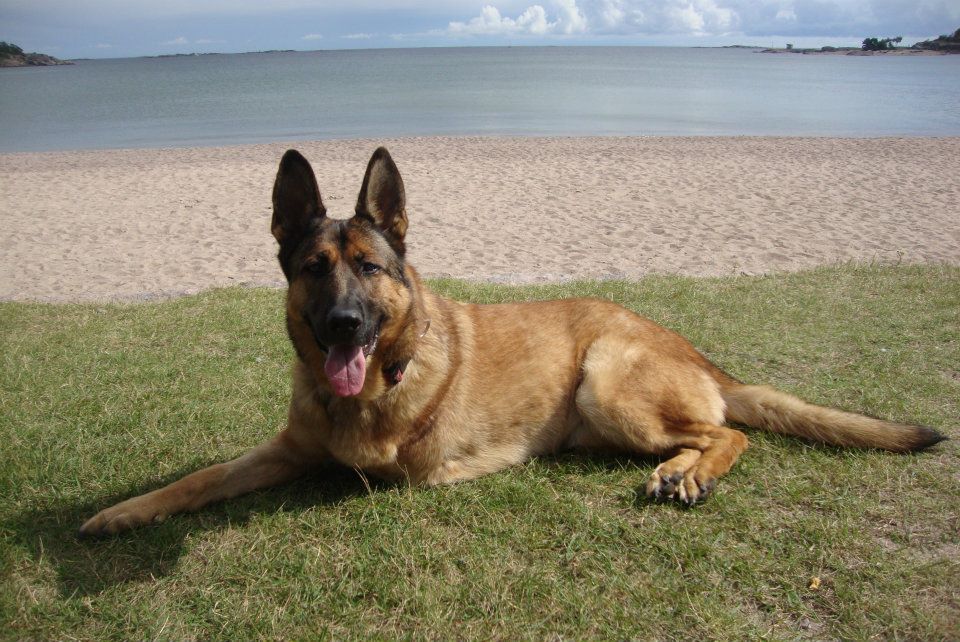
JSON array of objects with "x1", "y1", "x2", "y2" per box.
[{"x1": 272, "y1": 149, "x2": 325, "y2": 244}]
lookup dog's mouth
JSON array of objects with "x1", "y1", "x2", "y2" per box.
[{"x1": 316, "y1": 325, "x2": 380, "y2": 397}]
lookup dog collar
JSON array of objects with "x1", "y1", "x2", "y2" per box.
[{"x1": 383, "y1": 318, "x2": 429, "y2": 386}]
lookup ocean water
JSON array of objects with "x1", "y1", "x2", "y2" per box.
[{"x1": 1, "y1": 46, "x2": 958, "y2": 152}]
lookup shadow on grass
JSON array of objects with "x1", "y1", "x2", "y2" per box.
[
  {"x1": 6, "y1": 462, "x2": 371, "y2": 597},
  {"x1": 8, "y1": 445, "x2": 786, "y2": 598},
  {"x1": 534, "y1": 450, "x2": 698, "y2": 511}
]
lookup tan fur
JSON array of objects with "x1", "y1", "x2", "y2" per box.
[
  {"x1": 720, "y1": 383, "x2": 937, "y2": 452},
  {"x1": 78, "y1": 147, "x2": 945, "y2": 537}
]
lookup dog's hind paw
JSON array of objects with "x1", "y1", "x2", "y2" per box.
[
  {"x1": 677, "y1": 473, "x2": 716, "y2": 506},
  {"x1": 646, "y1": 470, "x2": 682, "y2": 499},
  {"x1": 646, "y1": 468, "x2": 716, "y2": 506}
]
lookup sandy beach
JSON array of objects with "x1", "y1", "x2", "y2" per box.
[{"x1": 1, "y1": 136, "x2": 958, "y2": 303}]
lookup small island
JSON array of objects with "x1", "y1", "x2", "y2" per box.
[
  {"x1": 757, "y1": 27, "x2": 960, "y2": 55},
  {"x1": 0, "y1": 41, "x2": 72, "y2": 67}
]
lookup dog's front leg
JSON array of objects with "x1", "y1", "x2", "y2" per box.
[{"x1": 78, "y1": 429, "x2": 324, "y2": 537}]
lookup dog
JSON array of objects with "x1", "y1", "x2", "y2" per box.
[{"x1": 79, "y1": 147, "x2": 945, "y2": 537}]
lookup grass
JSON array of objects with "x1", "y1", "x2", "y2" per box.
[{"x1": 1, "y1": 264, "x2": 958, "y2": 640}]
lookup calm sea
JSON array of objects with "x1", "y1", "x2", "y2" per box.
[{"x1": 1, "y1": 47, "x2": 959, "y2": 152}]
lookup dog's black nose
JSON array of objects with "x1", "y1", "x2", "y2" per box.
[{"x1": 328, "y1": 308, "x2": 362, "y2": 338}]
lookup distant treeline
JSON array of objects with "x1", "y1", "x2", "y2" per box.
[
  {"x1": 864, "y1": 28, "x2": 960, "y2": 52},
  {"x1": 861, "y1": 36, "x2": 901, "y2": 51}
]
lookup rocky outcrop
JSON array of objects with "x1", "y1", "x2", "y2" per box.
[
  {"x1": 0, "y1": 42, "x2": 72, "y2": 67},
  {"x1": 912, "y1": 29, "x2": 960, "y2": 53},
  {"x1": 0, "y1": 52, "x2": 73, "y2": 67}
]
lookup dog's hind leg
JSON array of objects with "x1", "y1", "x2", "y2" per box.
[{"x1": 573, "y1": 335, "x2": 748, "y2": 505}]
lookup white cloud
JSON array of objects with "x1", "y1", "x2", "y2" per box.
[
  {"x1": 586, "y1": 0, "x2": 738, "y2": 36},
  {"x1": 159, "y1": 36, "x2": 223, "y2": 47},
  {"x1": 448, "y1": 0, "x2": 588, "y2": 36},
  {"x1": 555, "y1": 0, "x2": 588, "y2": 33},
  {"x1": 301, "y1": 33, "x2": 323, "y2": 40},
  {"x1": 94, "y1": 42, "x2": 113, "y2": 48},
  {"x1": 775, "y1": 8, "x2": 797, "y2": 21},
  {"x1": 448, "y1": 5, "x2": 545, "y2": 35},
  {"x1": 343, "y1": 33, "x2": 374, "y2": 39},
  {"x1": 446, "y1": 0, "x2": 742, "y2": 38},
  {"x1": 160, "y1": 35, "x2": 223, "y2": 46},
  {"x1": 671, "y1": 4, "x2": 705, "y2": 32},
  {"x1": 598, "y1": 1, "x2": 625, "y2": 28}
]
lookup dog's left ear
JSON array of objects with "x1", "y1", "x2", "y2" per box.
[{"x1": 355, "y1": 147, "x2": 408, "y2": 255}]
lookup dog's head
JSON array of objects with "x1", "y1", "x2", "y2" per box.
[{"x1": 272, "y1": 147, "x2": 415, "y2": 398}]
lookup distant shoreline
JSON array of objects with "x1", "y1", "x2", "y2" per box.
[
  {"x1": 754, "y1": 46, "x2": 952, "y2": 56},
  {"x1": 47, "y1": 43, "x2": 960, "y2": 64},
  {"x1": 728, "y1": 29, "x2": 960, "y2": 55}
]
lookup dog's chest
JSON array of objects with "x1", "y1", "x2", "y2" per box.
[
  {"x1": 321, "y1": 404, "x2": 408, "y2": 475},
  {"x1": 328, "y1": 432, "x2": 401, "y2": 472}
]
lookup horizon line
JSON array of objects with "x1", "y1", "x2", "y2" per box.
[{"x1": 64, "y1": 41, "x2": 883, "y2": 62}]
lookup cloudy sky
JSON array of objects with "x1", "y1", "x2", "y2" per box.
[{"x1": 3, "y1": 0, "x2": 957, "y2": 59}]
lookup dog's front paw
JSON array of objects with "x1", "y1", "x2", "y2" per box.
[{"x1": 78, "y1": 497, "x2": 165, "y2": 538}]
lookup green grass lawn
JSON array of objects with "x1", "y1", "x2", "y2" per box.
[{"x1": 1, "y1": 264, "x2": 958, "y2": 640}]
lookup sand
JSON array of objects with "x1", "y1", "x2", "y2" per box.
[{"x1": 1, "y1": 136, "x2": 958, "y2": 303}]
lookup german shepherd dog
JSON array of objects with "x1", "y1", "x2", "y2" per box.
[{"x1": 79, "y1": 147, "x2": 945, "y2": 536}]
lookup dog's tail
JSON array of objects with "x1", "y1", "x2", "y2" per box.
[{"x1": 710, "y1": 368, "x2": 946, "y2": 452}]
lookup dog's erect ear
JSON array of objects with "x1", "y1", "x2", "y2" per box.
[
  {"x1": 355, "y1": 147, "x2": 408, "y2": 255},
  {"x1": 272, "y1": 149, "x2": 325, "y2": 244}
]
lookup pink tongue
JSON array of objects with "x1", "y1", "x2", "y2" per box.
[{"x1": 324, "y1": 345, "x2": 367, "y2": 397}]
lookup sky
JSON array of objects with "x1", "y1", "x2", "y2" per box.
[{"x1": 2, "y1": 0, "x2": 958, "y2": 59}]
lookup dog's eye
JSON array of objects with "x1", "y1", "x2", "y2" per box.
[
  {"x1": 305, "y1": 257, "x2": 330, "y2": 275},
  {"x1": 360, "y1": 262, "x2": 381, "y2": 276}
]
